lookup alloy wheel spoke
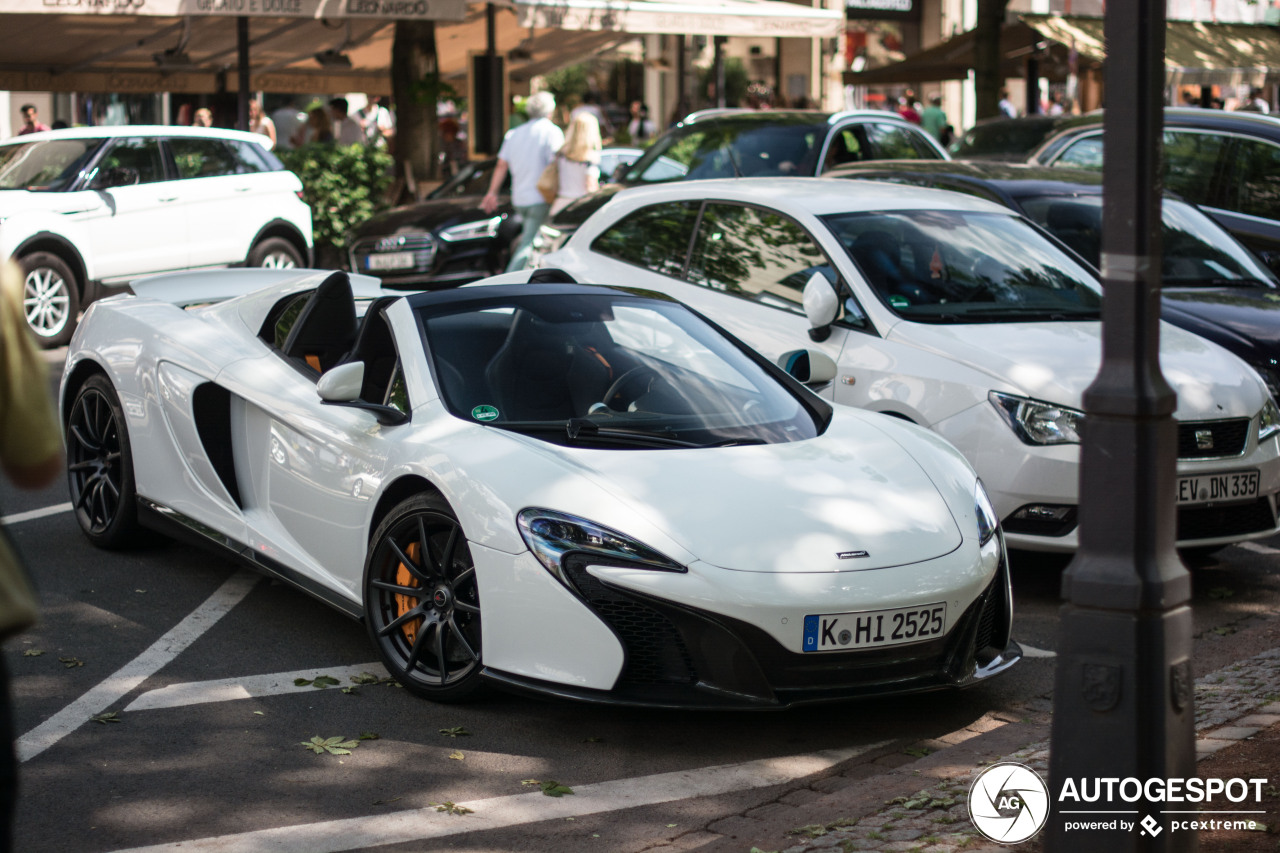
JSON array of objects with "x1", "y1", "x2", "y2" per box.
[
  {"x1": 388, "y1": 538, "x2": 432, "y2": 585},
  {"x1": 371, "y1": 578, "x2": 423, "y2": 597},
  {"x1": 454, "y1": 600, "x2": 480, "y2": 615},
  {"x1": 446, "y1": 616, "x2": 479, "y2": 662},
  {"x1": 440, "y1": 524, "x2": 460, "y2": 573},
  {"x1": 404, "y1": 615, "x2": 438, "y2": 672},
  {"x1": 379, "y1": 603, "x2": 427, "y2": 638},
  {"x1": 416, "y1": 517, "x2": 437, "y2": 574},
  {"x1": 75, "y1": 473, "x2": 104, "y2": 511},
  {"x1": 435, "y1": 622, "x2": 449, "y2": 683}
]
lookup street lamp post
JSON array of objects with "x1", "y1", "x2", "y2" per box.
[{"x1": 1046, "y1": 0, "x2": 1197, "y2": 850}]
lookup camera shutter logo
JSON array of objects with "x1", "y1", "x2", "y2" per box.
[{"x1": 968, "y1": 761, "x2": 1050, "y2": 844}]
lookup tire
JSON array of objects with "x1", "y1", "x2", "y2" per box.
[
  {"x1": 18, "y1": 252, "x2": 80, "y2": 348},
  {"x1": 66, "y1": 375, "x2": 141, "y2": 549},
  {"x1": 363, "y1": 494, "x2": 486, "y2": 702},
  {"x1": 247, "y1": 237, "x2": 304, "y2": 269}
]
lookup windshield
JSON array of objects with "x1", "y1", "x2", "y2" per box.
[
  {"x1": 427, "y1": 159, "x2": 502, "y2": 199},
  {"x1": 1016, "y1": 194, "x2": 1279, "y2": 287},
  {"x1": 0, "y1": 138, "x2": 105, "y2": 191},
  {"x1": 823, "y1": 209, "x2": 1102, "y2": 323},
  {"x1": 623, "y1": 120, "x2": 824, "y2": 183},
  {"x1": 419, "y1": 292, "x2": 822, "y2": 448}
]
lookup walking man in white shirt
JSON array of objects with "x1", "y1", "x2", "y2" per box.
[{"x1": 481, "y1": 91, "x2": 564, "y2": 272}]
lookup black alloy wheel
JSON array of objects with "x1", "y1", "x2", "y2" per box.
[
  {"x1": 363, "y1": 494, "x2": 484, "y2": 701},
  {"x1": 66, "y1": 375, "x2": 141, "y2": 548}
]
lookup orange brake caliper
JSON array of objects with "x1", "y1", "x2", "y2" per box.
[{"x1": 395, "y1": 542, "x2": 422, "y2": 645}]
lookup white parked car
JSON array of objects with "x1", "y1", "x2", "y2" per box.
[
  {"x1": 60, "y1": 266, "x2": 1017, "y2": 706},
  {"x1": 539, "y1": 178, "x2": 1280, "y2": 554},
  {"x1": 0, "y1": 125, "x2": 313, "y2": 346}
]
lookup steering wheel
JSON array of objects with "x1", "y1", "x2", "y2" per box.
[{"x1": 601, "y1": 366, "x2": 661, "y2": 411}]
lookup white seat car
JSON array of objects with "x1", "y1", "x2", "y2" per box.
[
  {"x1": 539, "y1": 178, "x2": 1280, "y2": 554},
  {"x1": 0, "y1": 125, "x2": 313, "y2": 346}
]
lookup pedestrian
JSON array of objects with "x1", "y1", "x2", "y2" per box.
[
  {"x1": 1237, "y1": 87, "x2": 1270, "y2": 113},
  {"x1": 192, "y1": 108, "x2": 213, "y2": 128},
  {"x1": 327, "y1": 98, "x2": 364, "y2": 147},
  {"x1": 481, "y1": 91, "x2": 563, "y2": 272},
  {"x1": 997, "y1": 89, "x2": 1018, "y2": 119},
  {"x1": 921, "y1": 94, "x2": 947, "y2": 140},
  {"x1": 626, "y1": 100, "x2": 656, "y2": 143},
  {"x1": 550, "y1": 111, "x2": 602, "y2": 216},
  {"x1": 0, "y1": 259, "x2": 62, "y2": 852},
  {"x1": 291, "y1": 106, "x2": 333, "y2": 147},
  {"x1": 248, "y1": 99, "x2": 276, "y2": 147},
  {"x1": 357, "y1": 94, "x2": 395, "y2": 148},
  {"x1": 17, "y1": 105, "x2": 50, "y2": 136},
  {"x1": 569, "y1": 90, "x2": 612, "y2": 141}
]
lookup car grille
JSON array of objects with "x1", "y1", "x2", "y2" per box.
[
  {"x1": 1177, "y1": 495, "x2": 1276, "y2": 541},
  {"x1": 349, "y1": 233, "x2": 436, "y2": 274},
  {"x1": 1177, "y1": 418, "x2": 1250, "y2": 459},
  {"x1": 561, "y1": 558, "x2": 698, "y2": 687}
]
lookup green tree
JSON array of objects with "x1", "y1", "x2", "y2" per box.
[{"x1": 278, "y1": 143, "x2": 394, "y2": 263}]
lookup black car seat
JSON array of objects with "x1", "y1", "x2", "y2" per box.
[
  {"x1": 283, "y1": 271, "x2": 359, "y2": 375},
  {"x1": 337, "y1": 295, "x2": 401, "y2": 401},
  {"x1": 484, "y1": 310, "x2": 578, "y2": 421}
]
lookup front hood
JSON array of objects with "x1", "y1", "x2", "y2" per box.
[
  {"x1": 529, "y1": 413, "x2": 964, "y2": 573},
  {"x1": 350, "y1": 197, "x2": 511, "y2": 236},
  {"x1": 1161, "y1": 287, "x2": 1280, "y2": 363},
  {"x1": 891, "y1": 320, "x2": 1266, "y2": 418}
]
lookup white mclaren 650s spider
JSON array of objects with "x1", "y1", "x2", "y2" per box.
[{"x1": 60, "y1": 266, "x2": 1020, "y2": 707}]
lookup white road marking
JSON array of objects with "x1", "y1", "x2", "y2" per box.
[
  {"x1": 125, "y1": 663, "x2": 390, "y2": 711},
  {"x1": 1, "y1": 502, "x2": 72, "y2": 525},
  {"x1": 1020, "y1": 644, "x2": 1056, "y2": 658},
  {"x1": 1237, "y1": 541, "x2": 1280, "y2": 556},
  {"x1": 17, "y1": 570, "x2": 260, "y2": 763},
  {"x1": 108, "y1": 741, "x2": 894, "y2": 853}
]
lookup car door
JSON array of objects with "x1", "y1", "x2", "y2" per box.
[
  {"x1": 565, "y1": 200, "x2": 859, "y2": 389},
  {"x1": 215, "y1": 287, "x2": 405, "y2": 597},
  {"x1": 1212, "y1": 135, "x2": 1280, "y2": 274},
  {"x1": 167, "y1": 136, "x2": 275, "y2": 267},
  {"x1": 86, "y1": 136, "x2": 189, "y2": 280}
]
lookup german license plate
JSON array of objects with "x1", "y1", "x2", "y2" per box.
[
  {"x1": 802, "y1": 603, "x2": 946, "y2": 653},
  {"x1": 366, "y1": 251, "x2": 415, "y2": 271},
  {"x1": 1176, "y1": 469, "x2": 1259, "y2": 506}
]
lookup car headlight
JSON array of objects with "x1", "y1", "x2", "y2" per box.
[
  {"x1": 975, "y1": 481, "x2": 999, "y2": 546},
  {"x1": 1260, "y1": 397, "x2": 1280, "y2": 443},
  {"x1": 517, "y1": 509, "x2": 685, "y2": 582},
  {"x1": 989, "y1": 391, "x2": 1084, "y2": 445},
  {"x1": 439, "y1": 215, "x2": 503, "y2": 242}
]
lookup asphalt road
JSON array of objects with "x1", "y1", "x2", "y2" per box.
[{"x1": 3, "y1": 352, "x2": 1278, "y2": 853}]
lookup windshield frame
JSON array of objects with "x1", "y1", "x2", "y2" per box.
[{"x1": 414, "y1": 289, "x2": 832, "y2": 448}]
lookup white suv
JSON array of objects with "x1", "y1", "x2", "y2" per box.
[{"x1": 0, "y1": 126, "x2": 313, "y2": 346}]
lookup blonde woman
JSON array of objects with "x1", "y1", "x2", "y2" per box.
[{"x1": 551, "y1": 111, "x2": 602, "y2": 215}]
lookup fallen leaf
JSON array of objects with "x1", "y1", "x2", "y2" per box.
[
  {"x1": 21, "y1": 649, "x2": 43, "y2": 657},
  {"x1": 59, "y1": 657, "x2": 84, "y2": 668},
  {"x1": 540, "y1": 780, "x2": 574, "y2": 797},
  {"x1": 300, "y1": 735, "x2": 360, "y2": 755},
  {"x1": 448, "y1": 751, "x2": 464, "y2": 760},
  {"x1": 311, "y1": 675, "x2": 340, "y2": 688},
  {"x1": 350, "y1": 672, "x2": 382, "y2": 684},
  {"x1": 372, "y1": 797, "x2": 402, "y2": 806},
  {"x1": 294, "y1": 678, "x2": 313, "y2": 687},
  {"x1": 253, "y1": 711, "x2": 265, "y2": 716},
  {"x1": 666, "y1": 823, "x2": 677, "y2": 828},
  {"x1": 359, "y1": 732, "x2": 380, "y2": 740},
  {"x1": 521, "y1": 779, "x2": 542, "y2": 787},
  {"x1": 432, "y1": 801, "x2": 473, "y2": 816},
  {"x1": 91, "y1": 712, "x2": 120, "y2": 724},
  {"x1": 439, "y1": 726, "x2": 470, "y2": 738},
  {"x1": 341, "y1": 687, "x2": 358, "y2": 695}
]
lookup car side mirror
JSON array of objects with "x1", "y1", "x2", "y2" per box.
[
  {"x1": 92, "y1": 166, "x2": 140, "y2": 190},
  {"x1": 317, "y1": 362, "x2": 409, "y2": 426},
  {"x1": 802, "y1": 271, "x2": 839, "y2": 342},
  {"x1": 777, "y1": 349, "x2": 838, "y2": 386}
]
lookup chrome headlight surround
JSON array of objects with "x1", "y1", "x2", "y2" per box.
[
  {"x1": 517, "y1": 508, "x2": 685, "y2": 582},
  {"x1": 1259, "y1": 397, "x2": 1280, "y2": 443},
  {"x1": 439, "y1": 215, "x2": 503, "y2": 242},
  {"x1": 989, "y1": 391, "x2": 1084, "y2": 445}
]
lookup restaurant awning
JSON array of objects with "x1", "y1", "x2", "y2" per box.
[
  {"x1": 1021, "y1": 13, "x2": 1280, "y2": 87},
  {"x1": 843, "y1": 13, "x2": 1280, "y2": 88},
  {"x1": 508, "y1": 0, "x2": 845, "y2": 38}
]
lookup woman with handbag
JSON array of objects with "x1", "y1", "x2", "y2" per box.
[{"x1": 549, "y1": 111, "x2": 602, "y2": 216}]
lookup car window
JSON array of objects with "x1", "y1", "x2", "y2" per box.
[
  {"x1": 824, "y1": 209, "x2": 1101, "y2": 323},
  {"x1": 169, "y1": 137, "x2": 256, "y2": 179},
  {"x1": 686, "y1": 203, "x2": 831, "y2": 318},
  {"x1": 227, "y1": 140, "x2": 271, "y2": 173},
  {"x1": 589, "y1": 201, "x2": 699, "y2": 276},
  {"x1": 98, "y1": 138, "x2": 166, "y2": 184},
  {"x1": 1163, "y1": 130, "x2": 1229, "y2": 205},
  {"x1": 1052, "y1": 136, "x2": 1103, "y2": 170},
  {"x1": 429, "y1": 160, "x2": 506, "y2": 198},
  {"x1": 862, "y1": 123, "x2": 941, "y2": 160},
  {"x1": 265, "y1": 292, "x2": 311, "y2": 349},
  {"x1": 0, "y1": 138, "x2": 105, "y2": 191},
  {"x1": 627, "y1": 122, "x2": 822, "y2": 182},
  {"x1": 1231, "y1": 137, "x2": 1280, "y2": 220}
]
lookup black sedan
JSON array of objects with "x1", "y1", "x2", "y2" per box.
[
  {"x1": 829, "y1": 159, "x2": 1280, "y2": 398},
  {"x1": 347, "y1": 149, "x2": 643, "y2": 289}
]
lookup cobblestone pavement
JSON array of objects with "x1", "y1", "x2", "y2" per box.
[{"x1": 673, "y1": 647, "x2": 1280, "y2": 853}]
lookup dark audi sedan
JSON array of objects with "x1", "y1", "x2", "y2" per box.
[
  {"x1": 348, "y1": 149, "x2": 643, "y2": 289},
  {"x1": 830, "y1": 159, "x2": 1280, "y2": 399}
]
